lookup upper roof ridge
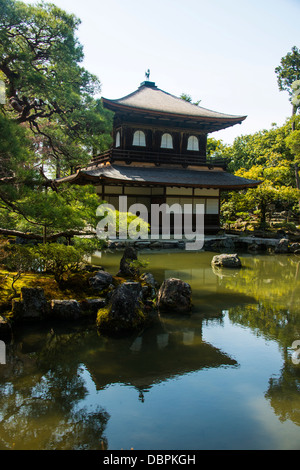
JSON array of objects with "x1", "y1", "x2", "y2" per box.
[{"x1": 103, "y1": 83, "x2": 246, "y2": 120}]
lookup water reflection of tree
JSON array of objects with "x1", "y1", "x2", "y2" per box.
[
  {"x1": 227, "y1": 303, "x2": 300, "y2": 428},
  {"x1": 265, "y1": 361, "x2": 300, "y2": 426},
  {"x1": 213, "y1": 255, "x2": 300, "y2": 428},
  {"x1": 220, "y1": 255, "x2": 300, "y2": 309},
  {"x1": 216, "y1": 255, "x2": 300, "y2": 345},
  {"x1": 0, "y1": 329, "x2": 110, "y2": 450},
  {"x1": 228, "y1": 303, "x2": 299, "y2": 345}
]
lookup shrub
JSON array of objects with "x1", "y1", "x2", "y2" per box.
[
  {"x1": 33, "y1": 243, "x2": 85, "y2": 285},
  {"x1": 2, "y1": 244, "x2": 38, "y2": 297}
]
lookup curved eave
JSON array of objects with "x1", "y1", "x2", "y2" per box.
[
  {"x1": 96, "y1": 176, "x2": 261, "y2": 190},
  {"x1": 56, "y1": 169, "x2": 262, "y2": 191},
  {"x1": 102, "y1": 98, "x2": 247, "y2": 127},
  {"x1": 56, "y1": 171, "x2": 100, "y2": 185}
]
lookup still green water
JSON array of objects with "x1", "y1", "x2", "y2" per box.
[{"x1": 0, "y1": 250, "x2": 300, "y2": 450}]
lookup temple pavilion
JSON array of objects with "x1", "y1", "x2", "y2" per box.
[{"x1": 59, "y1": 79, "x2": 260, "y2": 234}]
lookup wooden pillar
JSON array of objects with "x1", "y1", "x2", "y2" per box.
[{"x1": 180, "y1": 132, "x2": 183, "y2": 154}]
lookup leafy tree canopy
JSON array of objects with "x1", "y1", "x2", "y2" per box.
[
  {"x1": 223, "y1": 116, "x2": 300, "y2": 173},
  {"x1": 220, "y1": 116, "x2": 300, "y2": 229},
  {"x1": 180, "y1": 93, "x2": 201, "y2": 106},
  {"x1": 275, "y1": 46, "x2": 300, "y2": 115},
  {"x1": 275, "y1": 46, "x2": 300, "y2": 98},
  {"x1": 0, "y1": 0, "x2": 113, "y2": 176},
  {"x1": 0, "y1": 0, "x2": 113, "y2": 242}
]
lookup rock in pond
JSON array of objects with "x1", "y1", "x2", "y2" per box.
[
  {"x1": 97, "y1": 281, "x2": 155, "y2": 335},
  {"x1": 140, "y1": 272, "x2": 157, "y2": 301},
  {"x1": 157, "y1": 278, "x2": 192, "y2": 314},
  {"x1": 211, "y1": 253, "x2": 242, "y2": 269},
  {"x1": 118, "y1": 246, "x2": 139, "y2": 277}
]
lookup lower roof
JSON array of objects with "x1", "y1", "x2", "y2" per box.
[{"x1": 57, "y1": 164, "x2": 261, "y2": 190}]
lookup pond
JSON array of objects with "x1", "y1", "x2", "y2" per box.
[{"x1": 0, "y1": 250, "x2": 299, "y2": 450}]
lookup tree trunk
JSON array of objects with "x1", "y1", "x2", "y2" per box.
[
  {"x1": 0, "y1": 227, "x2": 95, "y2": 241},
  {"x1": 43, "y1": 225, "x2": 47, "y2": 244},
  {"x1": 260, "y1": 203, "x2": 267, "y2": 230},
  {"x1": 295, "y1": 163, "x2": 300, "y2": 190},
  {"x1": 292, "y1": 104, "x2": 297, "y2": 130},
  {"x1": 56, "y1": 156, "x2": 61, "y2": 179}
]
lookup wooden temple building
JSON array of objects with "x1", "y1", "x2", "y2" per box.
[{"x1": 59, "y1": 79, "x2": 260, "y2": 234}]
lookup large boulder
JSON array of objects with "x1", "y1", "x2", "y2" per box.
[
  {"x1": 97, "y1": 281, "x2": 153, "y2": 335},
  {"x1": 79, "y1": 298, "x2": 106, "y2": 316},
  {"x1": 50, "y1": 299, "x2": 81, "y2": 320},
  {"x1": 12, "y1": 287, "x2": 50, "y2": 320},
  {"x1": 88, "y1": 270, "x2": 113, "y2": 290},
  {"x1": 157, "y1": 278, "x2": 192, "y2": 314},
  {"x1": 211, "y1": 253, "x2": 242, "y2": 269},
  {"x1": 140, "y1": 272, "x2": 157, "y2": 301}
]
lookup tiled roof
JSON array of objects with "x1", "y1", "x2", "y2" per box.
[
  {"x1": 57, "y1": 164, "x2": 261, "y2": 190},
  {"x1": 102, "y1": 82, "x2": 246, "y2": 123}
]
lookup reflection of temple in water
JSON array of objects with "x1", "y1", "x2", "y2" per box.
[
  {"x1": 83, "y1": 317, "x2": 238, "y2": 397},
  {"x1": 0, "y1": 317, "x2": 238, "y2": 404}
]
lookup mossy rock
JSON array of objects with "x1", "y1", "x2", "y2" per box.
[
  {"x1": 96, "y1": 281, "x2": 150, "y2": 336},
  {"x1": 96, "y1": 303, "x2": 146, "y2": 336},
  {"x1": 157, "y1": 278, "x2": 192, "y2": 314}
]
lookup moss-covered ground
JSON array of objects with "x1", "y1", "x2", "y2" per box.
[{"x1": 0, "y1": 269, "x2": 105, "y2": 314}]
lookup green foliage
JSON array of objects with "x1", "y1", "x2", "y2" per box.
[
  {"x1": 2, "y1": 243, "x2": 39, "y2": 296},
  {"x1": 222, "y1": 164, "x2": 300, "y2": 229},
  {"x1": 33, "y1": 243, "x2": 85, "y2": 285},
  {"x1": 275, "y1": 46, "x2": 300, "y2": 104},
  {"x1": 2, "y1": 237, "x2": 107, "y2": 288},
  {"x1": 224, "y1": 117, "x2": 300, "y2": 172},
  {"x1": 220, "y1": 116, "x2": 300, "y2": 230},
  {"x1": 0, "y1": 114, "x2": 33, "y2": 175},
  {"x1": 180, "y1": 93, "x2": 201, "y2": 106},
  {"x1": 96, "y1": 203, "x2": 150, "y2": 240},
  {"x1": 0, "y1": 0, "x2": 113, "y2": 171},
  {"x1": 0, "y1": 0, "x2": 113, "y2": 243},
  {"x1": 72, "y1": 236, "x2": 107, "y2": 255},
  {"x1": 285, "y1": 129, "x2": 300, "y2": 161},
  {"x1": 206, "y1": 137, "x2": 228, "y2": 158}
]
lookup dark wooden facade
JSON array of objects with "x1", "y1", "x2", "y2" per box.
[{"x1": 58, "y1": 80, "x2": 260, "y2": 236}]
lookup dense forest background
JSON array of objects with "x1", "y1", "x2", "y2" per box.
[{"x1": 209, "y1": 113, "x2": 300, "y2": 231}]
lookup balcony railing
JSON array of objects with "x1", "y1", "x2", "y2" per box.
[{"x1": 90, "y1": 148, "x2": 227, "y2": 169}]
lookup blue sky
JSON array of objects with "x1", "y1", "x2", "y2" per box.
[{"x1": 23, "y1": 0, "x2": 300, "y2": 144}]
